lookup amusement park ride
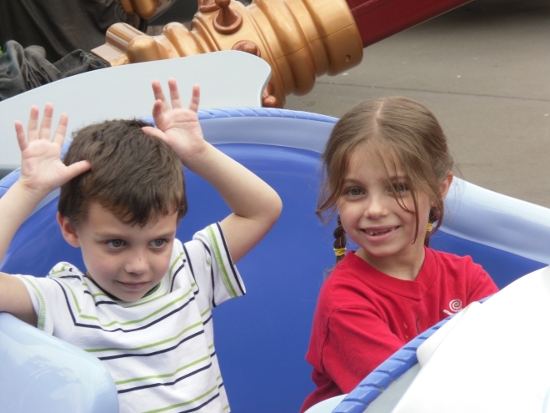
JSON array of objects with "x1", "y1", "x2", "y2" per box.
[{"x1": 1, "y1": 1, "x2": 550, "y2": 412}]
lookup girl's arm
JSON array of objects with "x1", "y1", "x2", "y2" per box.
[
  {"x1": 143, "y1": 79, "x2": 282, "y2": 263},
  {"x1": 0, "y1": 105, "x2": 90, "y2": 324},
  {"x1": 318, "y1": 308, "x2": 405, "y2": 392}
]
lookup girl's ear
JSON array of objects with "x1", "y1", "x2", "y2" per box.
[
  {"x1": 439, "y1": 171, "x2": 454, "y2": 200},
  {"x1": 57, "y1": 212, "x2": 80, "y2": 248}
]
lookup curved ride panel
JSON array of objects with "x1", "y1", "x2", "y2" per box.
[
  {"x1": 0, "y1": 312, "x2": 119, "y2": 413},
  {"x1": 0, "y1": 50, "x2": 270, "y2": 176}
]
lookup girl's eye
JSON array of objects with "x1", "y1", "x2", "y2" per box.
[
  {"x1": 393, "y1": 183, "x2": 409, "y2": 192},
  {"x1": 106, "y1": 239, "x2": 125, "y2": 248},
  {"x1": 345, "y1": 187, "x2": 363, "y2": 196},
  {"x1": 150, "y1": 239, "x2": 167, "y2": 248}
]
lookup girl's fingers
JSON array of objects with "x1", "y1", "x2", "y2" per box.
[
  {"x1": 52, "y1": 113, "x2": 69, "y2": 146},
  {"x1": 38, "y1": 103, "x2": 54, "y2": 140},
  {"x1": 188, "y1": 84, "x2": 200, "y2": 113}
]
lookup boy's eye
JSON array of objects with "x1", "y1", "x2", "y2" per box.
[
  {"x1": 107, "y1": 239, "x2": 125, "y2": 248},
  {"x1": 150, "y1": 239, "x2": 167, "y2": 248},
  {"x1": 393, "y1": 183, "x2": 409, "y2": 192}
]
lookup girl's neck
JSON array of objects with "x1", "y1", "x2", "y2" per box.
[{"x1": 355, "y1": 246, "x2": 426, "y2": 281}]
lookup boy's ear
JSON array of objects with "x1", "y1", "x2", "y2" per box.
[
  {"x1": 57, "y1": 212, "x2": 81, "y2": 247},
  {"x1": 439, "y1": 171, "x2": 454, "y2": 200}
]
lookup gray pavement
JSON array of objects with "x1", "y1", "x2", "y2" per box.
[{"x1": 286, "y1": 0, "x2": 550, "y2": 208}]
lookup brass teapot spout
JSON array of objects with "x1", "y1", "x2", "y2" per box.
[{"x1": 92, "y1": 0, "x2": 363, "y2": 107}]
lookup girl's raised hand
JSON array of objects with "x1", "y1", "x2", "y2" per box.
[
  {"x1": 15, "y1": 104, "x2": 90, "y2": 196},
  {"x1": 142, "y1": 79, "x2": 207, "y2": 162}
]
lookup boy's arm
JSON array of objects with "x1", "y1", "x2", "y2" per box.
[
  {"x1": 143, "y1": 79, "x2": 282, "y2": 263},
  {"x1": 0, "y1": 104, "x2": 90, "y2": 324}
]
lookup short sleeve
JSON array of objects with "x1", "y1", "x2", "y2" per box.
[
  {"x1": 188, "y1": 223, "x2": 246, "y2": 307},
  {"x1": 465, "y1": 258, "x2": 499, "y2": 303},
  {"x1": 15, "y1": 273, "x2": 68, "y2": 334}
]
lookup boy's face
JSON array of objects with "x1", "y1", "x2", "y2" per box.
[{"x1": 58, "y1": 201, "x2": 178, "y2": 302}]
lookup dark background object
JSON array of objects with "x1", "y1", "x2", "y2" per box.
[
  {"x1": 148, "y1": 0, "x2": 197, "y2": 25},
  {"x1": 0, "y1": 0, "x2": 143, "y2": 62},
  {"x1": 0, "y1": 40, "x2": 109, "y2": 102}
]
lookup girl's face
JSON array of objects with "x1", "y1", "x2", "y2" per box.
[{"x1": 336, "y1": 146, "x2": 451, "y2": 280}]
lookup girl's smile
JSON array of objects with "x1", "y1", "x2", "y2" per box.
[
  {"x1": 337, "y1": 146, "x2": 433, "y2": 280},
  {"x1": 362, "y1": 225, "x2": 399, "y2": 238}
]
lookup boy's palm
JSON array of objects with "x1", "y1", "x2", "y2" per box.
[
  {"x1": 15, "y1": 104, "x2": 90, "y2": 195},
  {"x1": 145, "y1": 79, "x2": 207, "y2": 161}
]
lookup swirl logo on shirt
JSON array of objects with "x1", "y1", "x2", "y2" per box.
[{"x1": 449, "y1": 299, "x2": 463, "y2": 312}]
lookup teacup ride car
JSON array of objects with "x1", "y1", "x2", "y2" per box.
[{"x1": 1, "y1": 52, "x2": 549, "y2": 413}]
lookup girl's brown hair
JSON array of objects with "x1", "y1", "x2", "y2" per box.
[{"x1": 317, "y1": 96, "x2": 454, "y2": 262}]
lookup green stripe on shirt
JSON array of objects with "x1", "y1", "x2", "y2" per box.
[
  {"x1": 21, "y1": 277, "x2": 47, "y2": 331},
  {"x1": 143, "y1": 385, "x2": 219, "y2": 413},
  {"x1": 207, "y1": 226, "x2": 237, "y2": 298},
  {"x1": 86, "y1": 321, "x2": 203, "y2": 353},
  {"x1": 115, "y1": 354, "x2": 211, "y2": 385}
]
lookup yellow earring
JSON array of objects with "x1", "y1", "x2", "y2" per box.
[{"x1": 426, "y1": 222, "x2": 434, "y2": 233}]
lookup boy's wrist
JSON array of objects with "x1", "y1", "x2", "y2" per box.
[
  {"x1": 12, "y1": 179, "x2": 50, "y2": 206},
  {"x1": 178, "y1": 142, "x2": 212, "y2": 170}
]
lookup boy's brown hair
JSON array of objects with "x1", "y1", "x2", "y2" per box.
[{"x1": 58, "y1": 119, "x2": 187, "y2": 227}]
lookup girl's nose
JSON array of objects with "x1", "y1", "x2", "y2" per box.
[
  {"x1": 365, "y1": 194, "x2": 388, "y2": 219},
  {"x1": 125, "y1": 251, "x2": 148, "y2": 275}
]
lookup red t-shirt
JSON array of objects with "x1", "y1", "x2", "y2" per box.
[{"x1": 300, "y1": 248, "x2": 498, "y2": 412}]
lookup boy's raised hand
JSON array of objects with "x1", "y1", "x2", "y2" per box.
[
  {"x1": 15, "y1": 104, "x2": 90, "y2": 197},
  {"x1": 0, "y1": 104, "x2": 91, "y2": 288},
  {"x1": 144, "y1": 78, "x2": 282, "y2": 264},
  {"x1": 143, "y1": 79, "x2": 207, "y2": 163}
]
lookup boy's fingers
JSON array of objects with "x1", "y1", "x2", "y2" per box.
[
  {"x1": 189, "y1": 84, "x2": 201, "y2": 113},
  {"x1": 151, "y1": 100, "x2": 167, "y2": 125},
  {"x1": 14, "y1": 121, "x2": 28, "y2": 152},
  {"x1": 38, "y1": 103, "x2": 54, "y2": 140},
  {"x1": 152, "y1": 80, "x2": 168, "y2": 104},
  {"x1": 26, "y1": 106, "x2": 40, "y2": 141},
  {"x1": 142, "y1": 126, "x2": 165, "y2": 141},
  {"x1": 66, "y1": 160, "x2": 91, "y2": 180},
  {"x1": 52, "y1": 114, "x2": 69, "y2": 146},
  {"x1": 168, "y1": 78, "x2": 183, "y2": 109}
]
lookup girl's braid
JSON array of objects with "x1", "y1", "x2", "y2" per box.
[{"x1": 333, "y1": 215, "x2": 347, "y2": 263}]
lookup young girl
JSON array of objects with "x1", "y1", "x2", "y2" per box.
[{"x1": 300, "y1": 96, "x2": 498, "y2": 412}]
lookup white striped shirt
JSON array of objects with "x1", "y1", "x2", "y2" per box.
[{"x1": 19, "y1": 223, "x2": 245, "y2": 413}]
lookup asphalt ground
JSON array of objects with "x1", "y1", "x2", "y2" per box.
[{"x1": 285, "y1": 0, "x2": 550, "y2": 208}]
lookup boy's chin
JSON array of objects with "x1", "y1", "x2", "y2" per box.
[{"x1": 87, "y1": 273, "x2": 159, "y2": 302}]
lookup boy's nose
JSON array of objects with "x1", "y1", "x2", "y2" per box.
[{"x1": 125, "y1": 252, "x2": 148, "y2": 275}]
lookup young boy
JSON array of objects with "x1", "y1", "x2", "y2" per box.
[{"x1": 0, "y1": 79, "x2": 282, "y2": 413}]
